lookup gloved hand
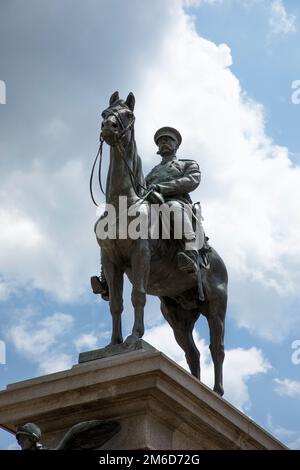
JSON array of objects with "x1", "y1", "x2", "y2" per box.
[
  {"x1": 147, "y1": 184, "x2": 160, "y2": 192},
  {"x1": 145, "y1": 184, "x2": 164, "y2": 204}
]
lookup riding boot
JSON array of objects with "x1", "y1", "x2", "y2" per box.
[
  {"x1": 177, "y1": 250, "x2": 205, "y2": 301},
  {"x1": 90, "y1": 266, "x2": 109, "y2": 301}
]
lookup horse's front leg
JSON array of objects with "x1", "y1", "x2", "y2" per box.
[
  {"x1": 129, "y1": 240, "x2": 150, "y2": 340},
  {"x1": 102, "y1": 251, "x2": 124, "y2": 345}
]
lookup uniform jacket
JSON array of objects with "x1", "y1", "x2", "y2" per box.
[{"x1": 145, "y1": 157, "x2": 201, "y2": 204}]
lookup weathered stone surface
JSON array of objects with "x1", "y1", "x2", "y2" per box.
[
  {"x1": 78, "y1": 338, "x2": 155, "y2": 363},
  {"x1": 0, "y1": 345, "x2": 286, "y2": 450}
]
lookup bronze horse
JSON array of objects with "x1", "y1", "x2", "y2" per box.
[{"x1": 93, "y1": 91, "x2": 228, "y2": 396}]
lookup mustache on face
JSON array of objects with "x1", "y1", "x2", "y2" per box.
[{"x1": 159, "y1": 143, "x2": 173, "y2": 150}]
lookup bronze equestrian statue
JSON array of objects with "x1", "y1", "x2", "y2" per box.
[{"x1": 91, "y1": 91, "x2": 228, "y2": 396}]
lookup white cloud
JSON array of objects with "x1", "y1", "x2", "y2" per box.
[
  {"x1": 41, "y1": 118, "x2": 71, "y2": 140},
  {"x1": 0, "y1": 208, "x2": 43, "y2": 249},
  {"x1": 9, "y1": 312, "x2": 74, "y2": 374},
  {"x1": 42, "y1": 354, "x2": 74, "y2": 375},
  {"x1": 0, "y1": 160, "x2": 97, "y2": 301},
  {"x1": 183, "y1": 0, "x2": 223, "y2": 6},
  {"x1": 269, "y1": 0, "x2": 297, "y2": 35},
  {"x1": 224, "y1": 346, "x2": 271, "y2": 410},
  {"x1": 74, "y1": 333, "x2": 99, "y2": 352},
  {"x1": 267, "y1": 415, "x2": 300, "y2": 449},
  {"x1": 0, "y1": 279, "x2": 15, "y2": 301},
  {"x1": 273, "y1": 378, "x2": 300, "y2": 398},
  {"x1": 144, "y1": 322, "x2": 270, "y2": 411}
]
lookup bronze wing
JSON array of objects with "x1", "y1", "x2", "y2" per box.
[{"x1": 54, "y1": 420, "x2": 121, "y2": 450}]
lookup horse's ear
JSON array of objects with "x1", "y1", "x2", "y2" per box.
[
  {"x1": 109, "y1": 91, "x2": 119, "y2": 105},
  {"x1": 125, "y1": 92, "x2": 135, "y2": 111}
]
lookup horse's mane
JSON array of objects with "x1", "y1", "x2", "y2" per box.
[{"x1": 130, "y1": 129, "x2": 146, "y2": 194}]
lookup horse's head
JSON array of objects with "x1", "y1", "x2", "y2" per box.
[{"x1": 101, "y1": 91, "x2": 135, "y2": 147}]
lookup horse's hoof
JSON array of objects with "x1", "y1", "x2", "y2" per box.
[
  {"x1": 124, "y1": 334, "x2": 140, "y2": 346},
  {"x1": 132, "y1": 330, "x2": 144, "y2": 339},
  {"x1": 213, "y1": 385, "x2": 224, "y2": 397},
  {"x1": 106, "y1": 338, "x2": 123, "y2": 348}
]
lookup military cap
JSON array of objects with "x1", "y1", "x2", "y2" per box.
[
  {"x1": 154, "y1": 127, "x2": 182, "y2": 147},
  {"x1": 16, "y1": 423, "x2": 42, "y2": 442}
]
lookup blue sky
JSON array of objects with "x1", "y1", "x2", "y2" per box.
[
  {"x1": 192, "y1": 0, "x2": 300, "y2": 156},
  {"x1": 1, "y1": 0, "x2": 300, "y2": 450}
]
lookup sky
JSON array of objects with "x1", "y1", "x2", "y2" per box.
[{"x1": 0, "y1": 0, "x2": 300, "y2": 450}]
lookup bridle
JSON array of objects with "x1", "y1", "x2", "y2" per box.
[{"x1": 89, "y1": 106, "x2": 146, "y2": 206}]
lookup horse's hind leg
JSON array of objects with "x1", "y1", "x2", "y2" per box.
[
  {"x1": 160, "y1": 297, "x2": 200, "y2": 379},
  {"x1": 206, "y1": 298, "x2": 226, "y2": 396},
  {"x1": 175, "y1": 324, "x2": 200, "y2": 379}
]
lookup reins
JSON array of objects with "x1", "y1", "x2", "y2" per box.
[
  {"x1": 90, "y1": 109, "x2": 147, "y2": 207},
  {"x1": 89, "y1": 136, "x2": 104, "y2": 206}
]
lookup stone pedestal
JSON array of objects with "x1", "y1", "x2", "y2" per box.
[{"x1": 0, "y1": 341, "x2": 286, "y2": 449}]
